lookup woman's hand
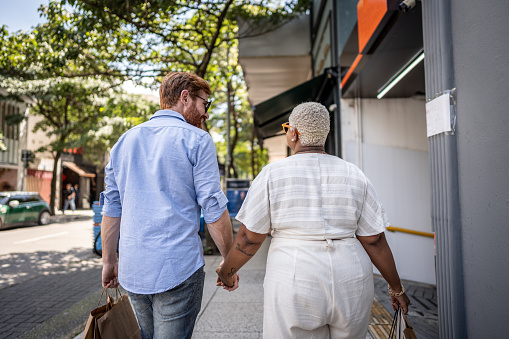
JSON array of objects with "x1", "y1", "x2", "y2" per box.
[
  {"x1": 391, "y1": 293, "x2": 411, "y2": 314},
  {"x1": 216, "y1": 266, "x2": 239, "y2": 291}
]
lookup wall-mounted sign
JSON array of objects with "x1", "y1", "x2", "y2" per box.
[{"x1": 426, "y1": 93, "x2": 452, "y2": 137}]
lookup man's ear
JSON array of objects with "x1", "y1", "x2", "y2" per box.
[{"x1": 180, "y1": 90, "x2": 189, "y2": 104}]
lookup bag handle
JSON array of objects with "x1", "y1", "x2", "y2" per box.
[
  {"x1": 389, "y1": 307, "x2": 400, "y2": 339},
  {"x1": 96, "y1": 287, "x2": 125, "y2": 308}
]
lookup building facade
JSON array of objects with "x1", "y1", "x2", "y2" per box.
[
  {"x1": 239, "y1": 0, "x2": 509, "y2": 337},
  {"x1": 0, "y1": 88, "x2": 32, "y2": 192}
]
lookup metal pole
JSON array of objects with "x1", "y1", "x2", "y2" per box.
[
  {"x1": 226, "y1": 48, "x2": 232, "y2": 179},
  {"x1": 422, "y1": 1, "x2": 466, "y2": 337}
]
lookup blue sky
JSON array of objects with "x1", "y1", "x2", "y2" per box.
[{"x1": 0, "y1": 0, "x2": 47, "y2": 32}]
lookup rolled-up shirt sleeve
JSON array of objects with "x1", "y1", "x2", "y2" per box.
[
  {"x1": 100, "y1": 159, "x2": 122, "y2": 218},
  {"x1": 193, "y1": 134, "x2": 227, "y2": 224}
]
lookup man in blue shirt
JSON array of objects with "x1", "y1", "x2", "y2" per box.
[{"x1": 100, "y1": 72, "x2": 237, "y2": 339}]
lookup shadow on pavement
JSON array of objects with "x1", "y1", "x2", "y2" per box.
[{"x1": 0, "y1": 248, "x2": 101, "y2": 290}]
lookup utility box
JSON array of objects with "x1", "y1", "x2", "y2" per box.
[{"x1": 226, "y1": 179, "x2": 250, "y2": 218}]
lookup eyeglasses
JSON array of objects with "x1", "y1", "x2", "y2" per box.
[
  {"x1": 195, "y1": 94, "x2": 212, "y2": 113},
  {"x1": 282, "y1": 122, "x2": 301, "y2": 135}
]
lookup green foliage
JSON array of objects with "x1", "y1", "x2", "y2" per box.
[
  {"x1": 0, "y1": 132, "x2": 6, "y2": 152},
  {"x1": 0, "y1": 3, "x2": 123, "y2": 81},
  {"x1": 84, "y1": 93, "x2": 159, "y2": 165},
  {"x1": 54, "y1": 0, "x2": 309, "y2": 81},
  {"x1": 0, "y1": 0, "x2": 307, "y2": 181}
]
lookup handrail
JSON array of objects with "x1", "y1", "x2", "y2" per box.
[{"x1": 386, "y1": 226, "x2": 434, "y2": 238}]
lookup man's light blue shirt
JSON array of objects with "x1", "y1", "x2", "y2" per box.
[{"x1": 100, "y1": 110, "x2": 227, "y2": 294}]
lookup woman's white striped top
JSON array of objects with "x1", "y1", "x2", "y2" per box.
[{"x1": 236, "y1": 153, "x2": 389, "y2": 239}]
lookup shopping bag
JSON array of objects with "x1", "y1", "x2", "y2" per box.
[
  {"x1": 401, "y1": 310, "x2": 418, "y2": 339},
  {"x1": 82, "y1": 290, "x2": 115, "y2": 339},
  {"x1": 97, "y1": 293, "x2": 141, "y2": 339},
  {"x1": 83, "y1": 288, "x2": 141, "y2": 339},
  {"x1": 389, "y1": 307, "x2": 418, "y2": 339}
]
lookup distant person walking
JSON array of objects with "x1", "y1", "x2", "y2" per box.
[
  {"x1": 217, "y1": 102, "x2": 410, "y2": 339},
  {"x1": 73, "y1": 184, "x2": 79, "y2": 209},
  {"x1": 100, "y1": 72, "x2": 237, "y2": 339},
  {"x1": 62, "y1": 183, "x2": 75, "y2": 214}
]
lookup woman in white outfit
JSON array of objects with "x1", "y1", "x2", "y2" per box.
[{"x1": 217, "y1": 102, "x2": 410, "y2": 338}]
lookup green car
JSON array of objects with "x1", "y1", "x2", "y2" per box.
[{"x1": 0, "y1": 192, "x2": 51, "y2": 230}]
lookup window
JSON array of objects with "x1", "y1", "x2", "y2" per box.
[
  {"x1": 26, "y1": 195, "x2": 42, "y2": 203},
  {"x1": 0, "y1": 195, "x2": 8, "y2": 205},
  {"x1": 11, "y1": 195, "x2": 28, "y2": 203}
]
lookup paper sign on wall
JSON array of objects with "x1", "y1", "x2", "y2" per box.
[{"x1": 426, "y1": 93, "x2": 452, "y2": 137}]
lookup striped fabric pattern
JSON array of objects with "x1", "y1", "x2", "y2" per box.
[{"x1": 236, "y1": 153, "x2": 389, "y2": 239}]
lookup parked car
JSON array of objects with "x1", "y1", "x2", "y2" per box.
[{"x1": 0, "y1": 192, "x2": 51, "y2": 230}]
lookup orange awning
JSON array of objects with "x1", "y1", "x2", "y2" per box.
[{"x1": 63, "y1": 162, "x2": 96, "y2": 178}]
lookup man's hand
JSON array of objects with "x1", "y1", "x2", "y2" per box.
[
  {"x1": 102, "y1": 262, "x2": 119, "y2": 288},
  {"x1": 101, "y1": 215, "x2": 121, "y2": 288}
]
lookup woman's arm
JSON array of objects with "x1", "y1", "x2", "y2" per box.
[
  {"x1": 217, "y1": 224, "x2": 267, "y2": 289},
  {"x1": 357, "y1": 232, "x2": 411, "y2": 314}
]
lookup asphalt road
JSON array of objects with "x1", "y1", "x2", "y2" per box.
[{"x1": 0, "y1": 218, "x2": 93, "y2": 256}]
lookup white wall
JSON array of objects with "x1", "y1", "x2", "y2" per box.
[
  {"x1": 341, "y1": 97, "x2": 436, "y2": 285},
  {"x1": 264, "y1": 135, "x2": 288, "y2": 164}
]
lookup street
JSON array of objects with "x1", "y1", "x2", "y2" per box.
[
  {"x1": 0, "y1": 212, "x2": 104, "y2": 338},
  {"x1": 0, "y1": 218, "x2": 93, "y2": 256}
]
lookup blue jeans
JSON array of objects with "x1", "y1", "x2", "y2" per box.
[
  {"x1": 62, "y1": 198, "x2": 75, "y2": 212},
  {"x1": 127, "y1": 266, "x2": 205, "y2": 339}
]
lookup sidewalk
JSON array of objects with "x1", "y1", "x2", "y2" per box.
[
  {"x1": 49, "y1": 209, "x2": 95, "y2": 224},
  {"x1": 194, "y1": 235, "x2": 439, "y2": 339},
  {"x1": 2, "y1": 218, "x2": 437, "y2": 339}
]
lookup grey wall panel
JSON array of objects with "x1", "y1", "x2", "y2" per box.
[{"x1": 450, "y1": 0, "x2": 509, "y2": 336}]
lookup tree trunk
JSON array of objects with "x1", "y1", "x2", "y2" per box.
[
  {"x1": 196, "y1": 0, "x2": 235, "y2": 78},
  {"x1": 50, "y1": 151, "x2": 61, "y2": 215}
]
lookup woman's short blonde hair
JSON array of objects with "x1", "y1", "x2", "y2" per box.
[{"x1": 289, "y1": 102, "x2": 330, "y2": 146}]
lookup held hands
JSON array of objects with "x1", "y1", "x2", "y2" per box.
[{"x1": 215, "y1": 261, "x2": 239, "y2": 292}]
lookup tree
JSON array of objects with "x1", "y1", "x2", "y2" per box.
[
  {"x1": 0, "y1": 76, "x2": 121, "y2": 213},
  {"x1": 56, "y1": 0, "x2": 309, "y2": 80},
  {"x1": 0, "y1": 6, "x2": 128, "y2": 213},
  {"x1": 0, "y1": 132, "x2": 6, "y2": 152},
  {"x1": 84, "y1": 93, "x2": 159, "y2": 168}
]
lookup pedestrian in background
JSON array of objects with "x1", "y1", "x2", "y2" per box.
[
  {"x1": 73, "y1": 183, "x2": 79, "y2": 209},
  {"x1": 100, "y1": 72, "x2": 237, "y2": 339},
  {"x1": 217, "y1": 102, "x2": 410, "y2": 339},
  {"x1": 62, "y1": 183, "x2": 75, "y2": 214}
]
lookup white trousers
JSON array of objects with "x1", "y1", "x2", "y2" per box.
[{"x1": 263, "y1": 237, "x2": 374, "y2": 339}]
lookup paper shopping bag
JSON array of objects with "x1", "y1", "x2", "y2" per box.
[
  {"x1": 97, "y1": 293, "x2": 141, "y2": 339},
  {"x1": 401, "y1": 311, "x2": 418, "y2": 339},
  {"x1": 389, "y1": 307, "x2": 418, "y2": 339},
  {"x1": 82, "y1": 292, "x2": 114, "y2": 339},
  {"x1": 83, "y1": 288, "x2": 141, "y2": 339}
]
